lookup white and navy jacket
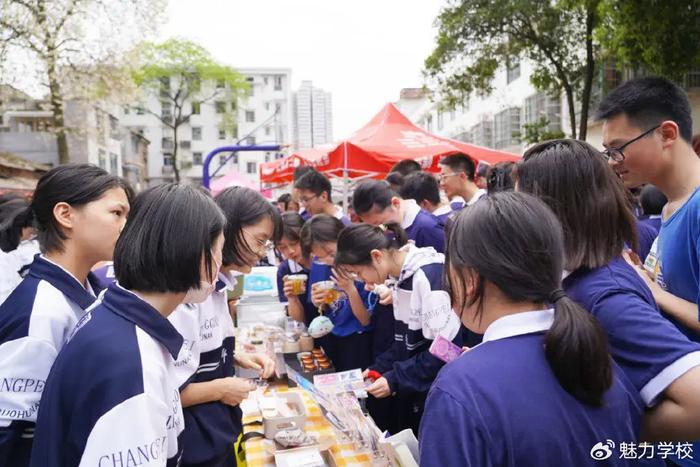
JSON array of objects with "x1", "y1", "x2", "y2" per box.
[
  {"x1": 370, "y1": 245, "x2": 462, "y2": 394},
  {"x1": 0, "y1": 255, "x2": 100, "y2": 467},
  {"x1": 30, "y1": 282, "x2": 185, "y2": 467},
  {"x1": 168, "y1": 272, "x2": 239, "y2": 465}
]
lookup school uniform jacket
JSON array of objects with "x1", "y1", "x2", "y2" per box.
[
  {"x1": 168, "y1": 272, "x2": 240, "y2": 465},
  {"x1": 0, "y1": 255, "x2": 100, "y2": 467},
  {"x1": 401, "y1": 200, "x2": 446, "y2": 253},
  {"x1": 369, "y1": 245, "x2": 461, "y2": 394},
  {"x1": 29, "y1": 282, "x2": 185, "y2": 467}
]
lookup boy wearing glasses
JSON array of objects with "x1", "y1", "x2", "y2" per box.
[
  {"x1": 294, "y1": 169, "x2": 351, "y2": 225},
  {"x1": 438, "y1": 153, "x2": 486, "y2": 210},
  {"x1": 598, "y1": 76, "x2": 700, "y2": 345}
]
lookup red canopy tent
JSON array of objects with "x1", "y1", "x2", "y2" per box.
[{"x1": 259, "y1": 102, "x2": 520, "y2": 188}]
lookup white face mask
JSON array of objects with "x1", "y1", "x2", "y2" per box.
[{"x1": 183, "y1": 253, "x2": 221, "y2": 304}]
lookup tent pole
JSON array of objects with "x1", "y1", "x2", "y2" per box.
[{"x1": 343, "y1": 141, "x2": 349, "y2": 214}]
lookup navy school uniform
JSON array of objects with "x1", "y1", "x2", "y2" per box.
[
  {"x1": 307, "y1": 261, "x2": 373, "y2": 372},
  {"x1": 29, "y1": 282, "x2": 185, "y2": 467},
  {"x1": 369, "y1": 245, "x2": 462, "y2": 433},
  {"x1": 276, "y1": 259, "x2": 316, "y2": 327},
  {"x1": 564, "y1": 257, "x2": 700, "y2": 407},
  {"x1": 401, "y1": 200, "x2": 445, "y2": 253},
  {"x1": 168, "y1": 273, "x2": 239, "y2": 466},
  {"x1": 0, "y1": 255, "x2": 101, "y2": 467},
  {"x1": 432, "y1": 204, "x2": 453, "y2": 228},
  {"x1": 635, "y1": 219, "x2": 659, "y2": 263},
  {"x1": 419, "y1": 309, "x2": 644, "y2": 467}
]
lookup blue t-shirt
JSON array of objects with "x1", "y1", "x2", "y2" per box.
[
  {"x1": 564, "y1": 257, "x2": 700, "y2": 406},
  {"x1": 276, "y1": 260, "x2": 317, "y2": 327},
  {"x1": 420, "y1": 325, "x2": 643, "y2": 466},
  {"x1": 307, "y1": 261, "x2": 372, "y2": 337}
]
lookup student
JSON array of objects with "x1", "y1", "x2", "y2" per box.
[
  {"x1": 28, "y1": 183, "x2": 220, "y2": 466},
  {"x1": 0, "y1": 196, "x2": 40, "y2": 304},
  {"x1": 385, "y1": 159, "x2": 422, "y2": 192},
  {"x1": 399, "y1": 172, "x2": 454, "y2": 226},
  {"x1": 420, "y1": 192, "x2": 643, "y2": 466},
  {"x1": 640, "y1": 185, "x2": 667, "y2": 232},
  {"x1": 485, "y1": 161, "x2": 515, "y2": 193},
  {"x1": 293, "y1": 165, "x2": 317, "y2": 221},
  {"x1": 169, "y1": 186, "x2": 279, "y2": 467},
  {"x1": 0, "y1": 164, "x2": 131, "y2": 466},
  {"x1": 438, "y1": 153, "x2": 485, "y2": 209},
  {"x1": 294, "y1": 168, "x2": 349, "y2": 225},
  {"x1": 517, "y1": 139, "x2": 700, "y2": 442},
  {"x1": 474, "y1": 161, "x2": 489, "y2": 190},
  {"x1": 301, "y1": 214, "x2": 373, "y2": 372},
  {"x1": 276, "y1": 212, "x2": 317, "y2": 327},
  {"x1": 335, "y1": 223, "x2": 462, "y2": 434},
  {"x1": 353, "y1": 180, "x2": 445, "y2": 253},
  {"x1": 598, "y1": 77, "x2": 700, "y2": 342}
]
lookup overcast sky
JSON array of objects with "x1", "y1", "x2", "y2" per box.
[{"x1": 161, "y1": 0, "x2": 444, "y2": 140}]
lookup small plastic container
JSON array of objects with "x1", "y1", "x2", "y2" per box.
[{"x1": 262, "y1": 392, "x2": 308, "y2": 439}]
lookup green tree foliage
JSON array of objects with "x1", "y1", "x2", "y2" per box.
[
  {"x1": 424, "y1": 0, "x2": 600, "y2": 140},
  {"x1": 131, "y1": 38, "x2": 248, "y2": 182}
]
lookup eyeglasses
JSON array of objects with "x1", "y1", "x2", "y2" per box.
[
  {"x1": 298, "y1": 194, "x2": 319, "y2": 205},
  {"x1": 242, "y1": 229, "x2": 273, "y2": 254},
  {"x1": 602, "y1": 125, "x2": 660, "y2": 162},
  {"x1": 438, "y1": 172, "x2": 461, "y2": 181}
]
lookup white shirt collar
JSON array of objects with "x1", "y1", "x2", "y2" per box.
[
  {"x1": 433, "y1": 204, "x2": 452, "y2": 217},
  {"x1": 467, "y1": 189, "x2": 487, "y2": 206},
  {"x1": 401, "y1": 199, "x2": 421, "y2": 229},
  {"x1": 482, "y1": 309, "x2": 554, "y2": 344},
  {"x1": 332, "y1": 205, "x2": 345, "y2": 220},
  {"x1": 41, "y1": 254, "x2": 95, "y2": 295}
]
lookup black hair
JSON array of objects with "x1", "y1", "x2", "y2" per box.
[
  {"x1": 0, "y1": 196, "x2": 33, "y2": 252},
  {"x1": 596, "y1": 76, "x2": 693, "y2": 143},
  {"x1": 439, "y1": 153, "x2": 476, "y2": 180},
  {"x1": 300, "y1": 214, "x2": 344, "y2": 258},
  {"x1": 277, "y1": 193, "x2": 292, "y2": 209},
  {"x1": 385, "y1": 172, "x2": 405, "y2": 191},
  {"x1": 293, "y1": 165, "x2": 314, "y2": 182},
  {"x1": 476, "y1": 162, "x2": 490, "y2": 178},
  {"x1": 486, "y1": 161, "x2": 515, "y2": 193},
  {"x1": 640, "y1": 185, "x2": 667, "y2": 216},
  {"x1": 399, "y1": 171, "x2": 441, "y2": 206},
  {"x1": 23, "y1": 163, "x2": 132, "y2": 254},
  {"x1": 517, "y1": 139, "x2": 638, "y2": 270},
  {"x1": 446, "y1": 191, "x2": 612, "y2": 406},
  {"x1": 335, "y1": 223, "x2": 408, "y2": 272},
  {"x1": 294, "y1": 169, "x2": 333, "y2": 203},
  {"x1": 351, "y1": 180, "x2": 396, "y2": 216},
  {"x1": 389, "y1": 159, "x2": 422, "y2": 177},
  {"x1": 114, "y1": 184, "x2": 225, "y2": 293},
  {"x1": 278, "y1": 211, "x2": 305, "y2": 244},
  {"x1": 216, "y1": 186, "x2": 282, "y2": 268}
]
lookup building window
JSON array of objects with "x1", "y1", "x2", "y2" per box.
[
  {"x1": 192, "y1": 126, "x2": 202, "y2": 140},
  {"x1": 507, "y1": 59, "x2": 521, "y2": 84},
  {"x1": 98, "y1": 150, "x2": 107, "y2": 170},
  {"x1": 469, "y1": 119, "x2": 494, "y2": 148},
  {"x1": 265, "y1": 152, "x2": 271, "y2": 163},
  {"x1": 494, "y1": 107, "x2": 521, "y2": 149},
  {"x1": 274, "y1": 75, "x2": 283, "y2": 91},
  {"x1": 437, "y1": 112, "x2": 444, "y2": 131},
  {"x1": 274, "y1": 103, "x2": 281, "y2": 113},
  {"x1": 109, "y1": 153, "x2": 119, "y2": 175},
  {"x1": 524, "y1": 92, "x2": 562, "y2": 133},
  {"x1": 161, "y1": 102, "x2": 172, "y2": 120},
  {"x1": 163, "y1": 153, "x2": 173, "y2": 166},
  {"x1": 193, "y1": 152, "x2": 203, "y2": 165},
  {"x1": 231, "y1": 101, "x2": 237, "y2": 112},
  {"x1": 247, "y1": 161, "x2": 257, "y2": 174},
  {"x1": 231, "y1": 153, "x2": 238, "y2": 164},
  {"x1": 191, "y1": 101, "x2": 200, "y2": 115},
  {"x1": 265, "y1": 126, "x2": 271, "y2": 136},
  {"x1": 218, "y1": 129, "x2": 226, "y2": 140},
  {"x1": 162, "y1": 137, "x2": 174, "y2": 150},
  {"x1": 245, "y1": 111, "x2": 255, "y2": 122},
  {"x1": 215, "y1": 101, "x2": 226, "y2": 114},
  {"x1": 246, "y1": 136, "x2": 256, "y2": 146},
  {"x1": 109, "y1": 116, "x2": 119, "y2": 139},
  {"x1": 425, "y1": 114, "x2": 433, "y2": 133},
  {"x1": 219, "y1": 154, "x2": 227, "y2": 166}
]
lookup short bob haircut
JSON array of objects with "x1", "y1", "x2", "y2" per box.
[
  {"x1": 399, "y1": 171, "x2": 441, "y2": 206},
  {"x1": 30, "y1": 163, "x2": 133, "y2": 254},
  {"x1": 517, "y1": 139, "x2": 638, "y2": 271},
  {"x1": 216, "y1": 186, "x2": 282, "y2": 268},
  {"x1": 114, "y1": 184, "x2": 225, "y2": 293},
  {"x1": 597, "y1": 76, "x2": 693, "y2": 143},
  {"x1": 351, "y1": 180, "x2": 396, "y2": 216},
  {"x1": 300, "y1": 214, "x2": 345, "y2": 258},
  {"x1": 0, "y1": 196, "x2": 33, "y2": 252},
  {"x1": 294, "y1": 169, "x2": 333, "y2": 202},
  {"x1": 439, "y1": 153, "x2": 476, "y2": 180},
  {"x1": 278, "y1": 212, "x2": 305, "y2": 245}
]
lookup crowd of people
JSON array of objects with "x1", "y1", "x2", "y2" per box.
[{"x1": 0, "y1": 75, "x2": 700, "y2": 466}]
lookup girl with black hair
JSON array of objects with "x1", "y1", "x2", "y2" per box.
[
  {"x1": 518, "y1": 139, "x2": 700, "y2": 442},
  {"x1": 419, "y1": 192, "x2": 642, "y2": 466},
  {"x1": 0, "y1": 196, "x2": 40, "y2": 303},
  {"x1": 301, "y1": 214, "x2": 374, "y2": 372},
  {"x1": 334, "y1": 222, "x2": 462, "y2": 434},
  {"x1": 168, "y1": 186, "x2": 280, "y2": 467},
  {"x1": 30, "y1": 184, "x2": 224, "y2": 467},
  {"x1": 0, "y1": 164, "x2": 131, "y2": 466},
  {"x1": 275, "y1": 212, "x2": 317, "y2": 326}
]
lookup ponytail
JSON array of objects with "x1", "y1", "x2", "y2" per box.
[
  {"x1": 335, "y1": 222, "x2": 408, "y2": 268},
  {"x1": 544, "y1": 291, "x2": 612, "y2": 406},
  {"x1": 0, "y1": 198, "x2": 34, "y2": 252}
]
